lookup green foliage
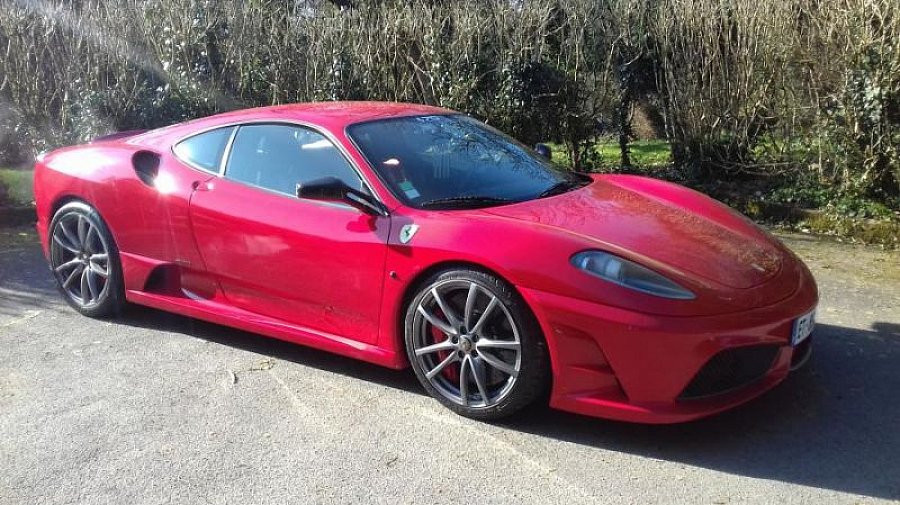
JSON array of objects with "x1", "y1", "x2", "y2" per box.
[
  {"x1": 494, "y1": 60, "x2": 569, "y2": 146},
  {"x1": 549, "y1": 139, "x2": 671, "y2": 171},
  {"x1": 766, "y1": 178, "x2": 899, "y2": 220},
  {"x1": 797, "y1": 213, "x2": 899, "y2": 248},
  {"x1": 818, "y1": 42, "x2": 900, "y2": 198},
  {"x1": 0, "y1": 168, "x2": 34, "y2": 205}
]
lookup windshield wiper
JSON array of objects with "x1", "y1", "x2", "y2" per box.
[
  {"x1": 538, "y1": 180, "x2": 581, "y2": 198},
  {"x1": 418, "y1": 196, "x2": 515, "y2": 209}
]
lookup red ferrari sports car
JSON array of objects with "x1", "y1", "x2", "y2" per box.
[{"x1": 33, "y1": 102, "x2": 817, "y2": 423}]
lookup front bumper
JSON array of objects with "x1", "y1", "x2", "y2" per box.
[{"x1": 519, "y1": 282, "x2": 818, "y2": 424}]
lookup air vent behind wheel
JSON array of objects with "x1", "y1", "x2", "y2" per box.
[{"x1": 132, "y1": 150, "x2": 160, "y2": 186}]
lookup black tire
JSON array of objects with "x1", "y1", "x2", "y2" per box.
[
  {"x1": 404, "y1": 268, "x2": 550, "y2": 420},
  {"x1": 48, "y1": 201, "x2": 125, "y2": 318}
]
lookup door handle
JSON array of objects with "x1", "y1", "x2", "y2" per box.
[{"x1": 192, "y1": 180, "x2": 213, "y2": 191}]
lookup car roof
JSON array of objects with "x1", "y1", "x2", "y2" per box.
[
  {"x1": 197, "y1": 101, "x2": 451, "y2": 131},
  {"x1": 131, "y1": 101, "x2": 454, "y2": 147}
]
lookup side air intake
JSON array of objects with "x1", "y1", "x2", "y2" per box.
[{"x1": 132, "y1": 150, "x2": 160, "y2": 187}]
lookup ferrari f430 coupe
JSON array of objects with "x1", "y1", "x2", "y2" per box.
[{"x1": 34, "y1": 102, "x2": 817, "y2": 423}]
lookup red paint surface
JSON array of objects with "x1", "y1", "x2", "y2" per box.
[{"x1": 33, "y1": 102, "x2": 818, "y2": 423}]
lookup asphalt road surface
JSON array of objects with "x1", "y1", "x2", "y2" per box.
[{"x1": 2, "y1": 225, "x2": 899, "y2": 504}]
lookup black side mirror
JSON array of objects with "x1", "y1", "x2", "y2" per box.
[
  {"x1": 534, "y1": 143, "x2": 552, "y2": 160},
  {"x1": 296, "y1": 176, "x2": 386, "y2": 216}
]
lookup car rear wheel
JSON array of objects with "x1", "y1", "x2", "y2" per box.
[
  {"x1": 49, "y1": 201, "x2": 125, "y2": 318},
  {"x1": 404, "y1": 268, "x2": 549, "y2": 420}
]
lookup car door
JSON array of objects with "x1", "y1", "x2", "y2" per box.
[
  {"x1": 188, "y1": 123, "x2": 391, "y2": 344},
  {"x1": 110, "y1": 125, "x2": 232, "y2": 298}
]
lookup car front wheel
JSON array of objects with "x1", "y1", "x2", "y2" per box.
[{"x1": 404, "y1": 268, "x2": 549, "y2": 420}]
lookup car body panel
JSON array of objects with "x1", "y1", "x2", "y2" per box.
[
  {"x1": 486, "y1": 174, "x2": 783, "y2": 289},
  {"x1": 33, "y1": 102, "x2": 818, "y2": 423},
  {"x1": 189, "y1": 176, "x2": 391, "y2": 343}
]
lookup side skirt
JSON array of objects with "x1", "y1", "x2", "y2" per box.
[{"x1": 125, "y1": 289, "x2": 406, "y2": 369}]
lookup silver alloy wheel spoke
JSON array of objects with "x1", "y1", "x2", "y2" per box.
[
  {"x1": 431, "y1": 287, "x2": 461, "y2": 329},
  {"x1": 471, "y1": 356, "x2": 491, "y2": 403},
  {"x1": 85, "y1": 268, "x2": 100, "y2": 301},
  {"x1": 90, "y1": 252, "x2": 109, "y2": 278},
  {"x1": 59, "y1": 221, "x2": 80, "y2": 250},
  {"x1": 63, "y1": 264, "x2": 84, "y2": 288},
  {"x1": 470, "y1": 296, "x2": 498, "y2": 335},
  {"x1": 478, "y1": 349, "x2": 518, "y2": 377},
  {"x1": 90, "y1": 262, "x2": 109, "y2": 278},
  {"x1": 55, "y1": 258, "x2": 82, "y2": 273},
  {"x1": 77, "y1": 215, "x2": 89, "y2": 246},
  {"x1": 84, "y1": 224, "x2": 98, "y2": 254},
  {"x1": 475, "y1": 338, "x2": 521, "y2": 351},
  {"x1": 80, "y1": 268, "x2": 91, "y2": 304},
  {"x1": 463, "y1": 283, "x2": 478, "y2": 330},
  {"x1": 416, "y1": 306, "x2": 457, "y2": 336},
  {"x1": 414, "y1": 339, "x2": 456, "y2": 357},
  {"x1": 459, "y1": 357, "x2": 470, "y2": 407},
  {"x1": 53, "y1": 233, "x2": 79, "y2": 254},
  {"x1": 426, "y1": 352, "x2": 459, "y2": 380}
]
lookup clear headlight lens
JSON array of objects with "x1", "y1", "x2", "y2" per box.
[{"x1": 571, "y1": 251, "x2": 695, "y2": 300}]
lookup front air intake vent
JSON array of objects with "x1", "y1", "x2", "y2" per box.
[{"x1": 679, "y1": 345, "x2": 779, "y2": 400}]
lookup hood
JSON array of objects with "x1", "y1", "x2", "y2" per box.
[{"x1": 484, "y1": 175, "x2": 784, "y2": 289}]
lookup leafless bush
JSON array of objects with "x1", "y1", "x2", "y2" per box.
[
  {"x1": 650, "y1": 0, "x2": 805, "y2": 174},
  {"x1": 0, "y1": 0, "x2": 897, "y2": 196},
  {"x1": 807, "y1": 0, "x2": 900, "y2": 197},
  {"x1": 0, "y1": 0, "x2": 620, "y2": 162},
  {"x1": 650, "y1": 0, "x2": 899, "y2": 194}
]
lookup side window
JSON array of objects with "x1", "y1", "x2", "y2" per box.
[
  {"x1": 172, "y1": 126, "x2": 235, "y2": 173},
  {"x1": 224, "y1": 124, "x2": 364, "y2": 196}
]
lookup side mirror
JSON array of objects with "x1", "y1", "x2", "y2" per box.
[
  {"x1": 534, "y1": 143, "x2": 552, "y2": 160},
  {"x1": 296, "y1": 176, "x2": 386, "y2": 216}
]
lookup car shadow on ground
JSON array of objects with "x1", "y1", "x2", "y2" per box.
[
  {"x1": 503, "y1": 321, "x2": 900, "y2": 500},
  {"x1": 116, "y1": 304, "x2": 425, "y2": 395},
  {"x1": 3, "y1": 235, "x2": 899, "y2": 500},
  {"x1": 117, "y1": 304, "x2": 900, "y2": 500},
  {"x1": 0, "y1": 242, "x2": 64, "y2": 319}
]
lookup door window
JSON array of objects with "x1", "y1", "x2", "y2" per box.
[
  {"x1": 224, "y1": 124, "x2": 364, "y2": 196},
  {"x1": 172, "y1": 126, "x2": 235, "y2": 173}
]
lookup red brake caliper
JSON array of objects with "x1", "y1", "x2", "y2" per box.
[{"x1": 430, "y1": 309, "x2": 459, "y2": 383}]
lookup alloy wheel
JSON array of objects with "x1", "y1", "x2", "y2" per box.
[
  {"x1": 411, "y1": 279, "x2": 522, "y2": 408},
  {"x1": 50, "y1": 212, "x2": 111, "y2": 307}
]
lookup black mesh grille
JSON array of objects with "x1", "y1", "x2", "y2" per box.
[{"x1": 679, "y1": 345, "x2": 780, "y2": 400}]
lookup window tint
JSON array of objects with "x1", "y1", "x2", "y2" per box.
[
  {"x1": 173, "y1": 126, "x2": 234, "y2": 172},
  {"x1": 225, "y1": 124, "x2": 363, "y2": 196}
]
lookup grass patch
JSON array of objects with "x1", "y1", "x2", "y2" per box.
[
  {"x1": 594, "y1": 139, "x2": 672, "y2": 168},
  {"x1": 0, "y1": 168, "x2": 34, "y2": 205},
  {"x1": 547, "y1": 138, "x2": 672, "y2": 169}
]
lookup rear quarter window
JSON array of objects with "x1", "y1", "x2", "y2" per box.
[{"x1": 172, "y1": 127, "x2": 235, "y2": 173}]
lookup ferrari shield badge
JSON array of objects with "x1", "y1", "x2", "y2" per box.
[{"x1": 399, "y1": 224, "x2": 419, "y2": 244}]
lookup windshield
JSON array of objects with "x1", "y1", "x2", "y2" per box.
[{"x1": 347, "y1": 114, "x2": 589, "y2": 209}]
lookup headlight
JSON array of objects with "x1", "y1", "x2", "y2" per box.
[{"x1": 571, "y1": 251, "x2": 695, "y2": 300}]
